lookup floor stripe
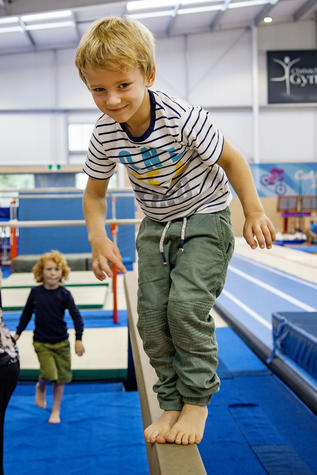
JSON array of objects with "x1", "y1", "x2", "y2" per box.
[
  {"x1": 229, "y1": 266, "x2": 316, "y2": 312},
  {"x1": 235, "y1": 254, "x2": 317, "y2": 291},
  {"x1": 222, "y1": 289, "x2": 272, "y2": 329}
]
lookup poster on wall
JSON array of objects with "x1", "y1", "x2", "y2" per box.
[
  {"x1": 267, "y1": 50, "x2": 317, "y2": 103},
  {"x1": 250, "y1": 163, "x2": 317, "y2": 199}
]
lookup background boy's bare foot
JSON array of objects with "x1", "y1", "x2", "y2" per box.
[
  {"x1": 144, "y1": 410, "x2": 180, "y2": 444},
  {"x1": 166, "y1": 404, "x2": 208, "y2": 445},
  {"x1": 48, "y1": 411, "x2": 61, "y2": 424},
  {"x1": 35, "y1": 382, "x2": 47, "y2": 409}
]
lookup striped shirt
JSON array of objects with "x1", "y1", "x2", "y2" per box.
[{"x1": 84, "y1": 89, "x2": 232, "y2": 222}]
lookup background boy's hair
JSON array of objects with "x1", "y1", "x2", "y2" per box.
[
  {"x1": 75, "y1": 15, "x2": 155, "y2": 84},
  {"x1": 33, "y1": 250, "x2": 70, "y2": 283}
]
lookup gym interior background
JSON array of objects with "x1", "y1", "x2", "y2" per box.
[{"x1": 0, "y1": 1, "x2": 316, "y2": 475}]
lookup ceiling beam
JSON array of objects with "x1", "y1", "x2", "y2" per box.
[
  {"x1": 166, "y1": 2, "x2": 180, "y2": 36},
  {"x1": 210, "y1": 0, "x2": 231, "y2": 32},
  {"x1": 18, "y1": 17, "x2": 36, "y2": 46},
  {"x1": 0, "y1": 0, "x2": 124, "y2": 17},
  {"x1": 293, "y1": 0, "x2": 317, "y2": 22}
]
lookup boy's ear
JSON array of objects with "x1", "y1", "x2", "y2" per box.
[{"x1": 146, "y1": 66, "x2": 156, "y2": 87}]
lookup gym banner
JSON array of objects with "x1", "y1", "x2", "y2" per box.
[
  {"x1": 267, "y1": 50, "x2": 317, "y2": 103},
  {"x1": 249, "y1": 163, "x2": 317, "y2": 198}
]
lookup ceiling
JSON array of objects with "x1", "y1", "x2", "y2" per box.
[{"x1": 0, "y1": 0, "x2": 316, "y2": 55}]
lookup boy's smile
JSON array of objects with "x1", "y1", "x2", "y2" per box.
[{"x1": 84, "y1": 66, "x2": 155, "y2": 137}]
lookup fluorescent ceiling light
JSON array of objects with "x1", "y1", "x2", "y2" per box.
[
  {"x1": 129, "y1": 10, "x2": 174, "y2": 19},
  {"x1": 0, "y1": 16, "x2": 19, "y2": 25},
  {"x1": 21, "y1": 10, "x2": 72, "y2": 22},
  {"x1": 25, "y1": 21, "x2": 74, "y2": 31},
  {"x1": 0, "y1": 26, "x2": 22, "y2": 33},
  {"x1": 127, "y1": 0, "x2": 177, "y2": 11},
  {"x1": 178, "y1": 4, "x2": 224, "y2": 14},
  {"x1": 229, "y1": 0, "x2": 268, "y2": 8},
  {"x1": 127, "y1": 0, "x2": 220, "y2": 11},
  {"x1": 264, "y1": 16, "x2": 273, "y2": 22}
]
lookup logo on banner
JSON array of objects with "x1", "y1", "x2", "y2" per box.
[{"x1": 267, "y1": 50, "x2": 317, "y2": 103}]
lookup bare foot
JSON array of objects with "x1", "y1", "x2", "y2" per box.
[
  {"x1": 144, "y1": 410, "x2": 180, "y2": 444},
  {"x1": 35, "y1": 382, "x2": 47, "y2": 409},
  {"x1": 48, "y1": 412, "x2": 61, "y2": 424},
  {"x1": 166, "y1": 404, "x2": 208, "y2": 445}
]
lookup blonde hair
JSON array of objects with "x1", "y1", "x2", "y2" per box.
[
  {"x1": 33, "y1": 250, "x2": 70, "y2": 283},
  {"x1": 75, "y1": 16, "x2": 155, "y2": 84}
]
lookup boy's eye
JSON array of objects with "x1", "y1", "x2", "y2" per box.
[
  {"x1": 119, "y1": 83, "x2": 129, "y2": 89},
  {"x1": 93, "y1": 87, "x2": 105, "y2": 93}
]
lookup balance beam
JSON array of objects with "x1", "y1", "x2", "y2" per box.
[{"x1": 124, "y1": 272, "x2": 207, "y2": 475}]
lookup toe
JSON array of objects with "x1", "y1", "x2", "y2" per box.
[
  {"x1": 156, "y1": 434, "x2": 166, "y2": 444},
  {"x1": 175, "y1": 432, "x2": 184, "y2": 445},
  {"x1": 166, "y1": 431, "x2": 176, "y2": 443}
]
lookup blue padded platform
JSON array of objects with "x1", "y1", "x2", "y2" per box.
[{"x1": 270, "y1": 312, "x2": 317, "y2": 379}]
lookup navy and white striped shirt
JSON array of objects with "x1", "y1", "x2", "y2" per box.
[{"x1": 84, "y1": 89, "x2": 232, "y2": 222}]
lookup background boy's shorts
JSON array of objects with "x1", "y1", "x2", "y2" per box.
[{"x1": 33, "y1": 339, "x2": 71, "y2": 384}]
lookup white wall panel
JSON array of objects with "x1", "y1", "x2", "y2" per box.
[
  {"x1": 211, "y1": 110, "x2": 253, "y2": 160},
  {"x1": 0, "y1": 113, "x2": 67, "y2": 165},
  {"x1": 56, "y1": 49, "x2": 97, "y2": 109},
  {"x1": 154, "y1": 36, "x2": 187, "y2": 99},
  {"x1": 187, "y1": 28, "x2": 252, "y2": 107},
  {"x1": 259, "y1": 110, "x2": 316, "y2": 163},
  {"x1": 0, "y1": 52, "x2": 56, "y2": 109}
]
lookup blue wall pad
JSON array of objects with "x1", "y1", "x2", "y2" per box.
[
  {"x1": 4, "y1": 390, "x2": 148, "y2": 475},
  {"x1": 18, "y1": 194, "x2": 136, "y2": 266},
  {"x1": 271, "y1": 312, "x2": 317, "y2": 378}
]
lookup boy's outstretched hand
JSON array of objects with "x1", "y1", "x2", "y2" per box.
[
  {"x1": 243, "y1": 211, "x2": 276, "y2": 250},
  {"x1": 90, "y1": 236, "x2": 127, "y2": 280},
  {"x1": 75, "y1": 340, "x2": 85, "y2": 356}
]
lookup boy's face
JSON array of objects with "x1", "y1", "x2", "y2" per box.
[
  {"x1": 42, "y1": 260, "x2": 63, "y2": 290},
  {"x1": 84, "y1": 65, "x2": 155, "y2": 134}
]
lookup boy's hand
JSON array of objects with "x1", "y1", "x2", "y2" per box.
[
  {"x1": 13, "y1": 333, "x2": 19, "y2": 341},
  {"x1": 75, "y1": 340, "x2": 85, "y2": 356},
  {"x1": 91, "y1": 236, "x2": 127, "y2": 280},
  {"x1": 243, "y1": 211, "x2": 276, "y2": 250}
]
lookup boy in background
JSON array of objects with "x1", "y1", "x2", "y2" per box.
[
  {"x1": 75, "y1": 16, "x2": 275, "y2": 445},
  {"x1": 14, "y1": 250, "x2": 85, "y2": 424}
]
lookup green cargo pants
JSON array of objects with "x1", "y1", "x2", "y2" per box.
[{"x1": 136, "y1": 208, "x2": 234, "y2": 410}]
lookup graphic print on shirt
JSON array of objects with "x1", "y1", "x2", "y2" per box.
[{"x1": 118, "y1": 146, "x2": 185, "y2": 186}]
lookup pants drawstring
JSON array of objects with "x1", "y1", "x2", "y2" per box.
[{"x1": 159, "y1": 217, "x2": 187, "y2": 264}]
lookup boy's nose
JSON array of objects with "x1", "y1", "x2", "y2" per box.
[{"x1": 105, "y1": 93, "x2": 120, "y2": 107}]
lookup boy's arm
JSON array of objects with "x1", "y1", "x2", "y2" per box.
[
  {"x1": 65, "y1": 290, "x2": 85, "y2": 356},
  {"x1": 83, "y1": 176, "x2": 127, "y2": 280},
  {"x1": 218, "y1": 140, "x2": 276, "y2": 249}
]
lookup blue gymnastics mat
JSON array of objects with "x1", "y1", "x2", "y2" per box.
[
  {"x1": 4, "y1": 328, "x2": 317, "y2": 475},
  {"x1": 4, "y1": 385, "x2": 148, "y2": 475}
]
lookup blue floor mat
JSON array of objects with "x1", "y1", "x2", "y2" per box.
[
  {"x1": 200, "y1": 328, "x2": 317, "y2": 475},
  {"x1": 4, "y1": 389, "x2": 149, "y2": 475},
  {"x1": 4, "y1": 328, "x2": 317, "y2": 475}
]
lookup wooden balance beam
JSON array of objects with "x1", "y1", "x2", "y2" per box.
[{"x1": 124, "y1": 272, "x2": 207, "y2": 475}]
